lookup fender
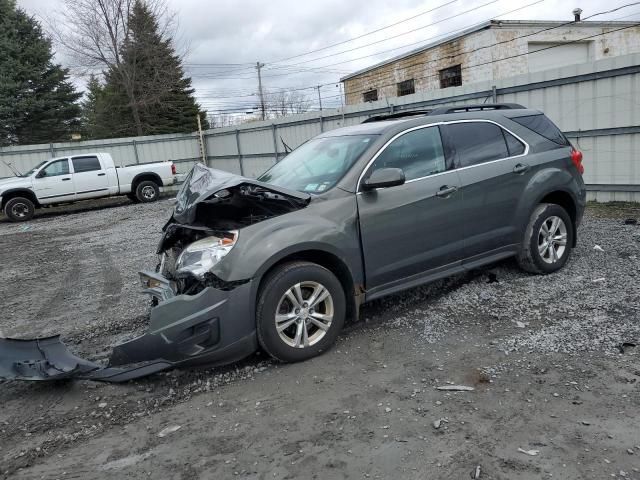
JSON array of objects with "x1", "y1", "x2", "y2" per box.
[
  {"x1": 0, "y1": 187, "x2": 40, "y2": 208},
  {"x1": 212, "y1": 194, "x2": 363, "y2": 283},
  {"x1": 515, "y1": 166, "x2": 583, "y2": 238},
  {"x1": 131, "y1": 172, "x2": 162, "y2": 188}
]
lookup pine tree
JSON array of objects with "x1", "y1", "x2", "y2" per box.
[
  {"x1": 79, "y1": 75, "x2": 105, "y2": 140},
  {"x1": 0, "y1": 0, "x2": 81, "y2": 146},
  {"x1": 102, "y1": 0, "x2": 208, "y2": 137}
]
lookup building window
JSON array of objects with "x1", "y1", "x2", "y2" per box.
[
  {"x1": 397, "y1": 79, "x2": 415, "y2": 97},
  {"x1": 363, "y1": 89, "x2": 378, "y2": 102},
  {"x1": 439, "y1": 65, "x2": 462, "y2": 89}
]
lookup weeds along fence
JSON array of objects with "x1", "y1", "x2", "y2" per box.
[{"x1": 2, "y1": 53, "x2": 640, "y2": 202}]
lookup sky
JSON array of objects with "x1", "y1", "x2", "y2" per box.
[{"x1": 16, "y1": 0, "x2": 640, "y2": 119}]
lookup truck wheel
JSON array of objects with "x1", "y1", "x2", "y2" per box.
[
  {"x1": 135, "y1": 181, "x2": 159, "y2": 203},
  {"x1": 4, "y1": 197, "x2": 35, "y2": 222},
  {"x1": 256, "y1": 261, "x2": 346, "y2": 362},
  {"x1": 517, "y1": 203, "x2": 574, "y2": 274}
]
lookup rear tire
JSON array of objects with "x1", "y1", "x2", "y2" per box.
[
  {"x1": 4, "y1": 197, "x2": 35, "y2": 222},
  {"x1": 256, "y1": 261, "x2": 346, "y2": 362},
  {"x1": 517, "y1": 203, "x2": 574, "y2": 274},
  {"x1": 135, "y1": 181, "x2": 160, "y2": 203}
]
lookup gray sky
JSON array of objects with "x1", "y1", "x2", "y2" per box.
[{"x1": 16, "y1": 0, "x2": 640, "y2": 117}]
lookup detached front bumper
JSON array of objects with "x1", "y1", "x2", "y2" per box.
[{"x1": 0, "y1": 274, "x2": 257, "y2": 383}]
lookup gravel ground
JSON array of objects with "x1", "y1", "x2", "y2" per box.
[{"x1": 0, "y1": 199, "x2": 639, "y2": 480}]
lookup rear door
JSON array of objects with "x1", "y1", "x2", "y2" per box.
[
  {"x1": 442, "y1": 120, "x2": 529, "y2": 260},
  {"x1": 32, "y1": 159, "x2": 75, "y2": 203},
  {"x1": 357, "y1": 125, "x2": 465, "y2": 294},
  {"x1": 71, "y1": 155, "x2": 111, "y2": 200}
]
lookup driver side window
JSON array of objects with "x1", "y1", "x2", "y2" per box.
[
  {"x1": 41, "y1": 159, "x2": 69, "y2": 177},
  {"x1": 369, "y1": 126, "x2": 446, "y2": 181}
]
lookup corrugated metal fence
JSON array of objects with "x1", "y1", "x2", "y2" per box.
[{"x1": 2, "y1": 53, "x2": 640, "y2": 202}]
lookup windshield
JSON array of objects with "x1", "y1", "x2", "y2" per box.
[
  {"x1": 22, "y1": 161, "x2": 47, "y2": 177},
  {"x1": 258, "y1": 135, "x2": 376, "y2": 193}
]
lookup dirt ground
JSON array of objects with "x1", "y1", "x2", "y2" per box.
[{"x1": 1, "y1": 198, "x2": 639, "y2": 480}]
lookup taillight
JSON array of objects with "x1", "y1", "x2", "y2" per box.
[
  {"x1": 571, "y1": 148, "x2": 584, "y2": 175},
  {"x1": 171, "y1": 163, "x2": 177, "y2": 175}
]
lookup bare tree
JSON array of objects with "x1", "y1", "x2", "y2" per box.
[
  {"x1": 265, "y1": 90, "x2": 312, "y2": 118},
  {"x1": 51, "y1": 0, "x2": 176, "y2": 136}
]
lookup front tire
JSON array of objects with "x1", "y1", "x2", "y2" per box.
[
  {"x1": 135, "y1": 181, "x2": 160, "y2": 203},
  {"x1": 256, "y1": 261, "x2": 346, "y2": 362},
  {"x1": 4, "y1": 197, "x2": 35, "y2": 222},
  {"x1": 517, "y1": 203, "x2": 574, "y2": 274}
]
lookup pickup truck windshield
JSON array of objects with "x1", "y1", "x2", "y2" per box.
[
  {"x1": 22, "y1": 161, "x2": 47, "y2": 177},
  {"x1": 258, "y1": 135, "x2": 376, "y2": 193}
]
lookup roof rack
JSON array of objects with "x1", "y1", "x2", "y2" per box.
[
  {"x1": 361, "y1": 103, "x2": 526, "y2": 123},
  {"x1": 361, "y1": 110, "x2": 432, "y2": 123},
  {"x1": 428, "y1": 103, "x2": 525, "y2": 115}
]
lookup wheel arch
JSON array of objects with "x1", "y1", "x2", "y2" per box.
[
  {"x1": 1, "y1": 189, "x2": 41, "y2": 209},
  {"x1": 255, "y1": 249, "x2": 363, "y2": 324},
  {"x1": 132, "y1": 172, "x2": 162, "y2": 192},
  {"x1": 536, "y1": 189, "x2": 578, "y2": 247}
]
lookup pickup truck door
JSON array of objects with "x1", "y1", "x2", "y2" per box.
[
  {"x1": 71, "y1": 155, "x2": 111, "y2": 200},
  {"x1": 32, "y1": 159, "x2": 75, "y2": 203}
]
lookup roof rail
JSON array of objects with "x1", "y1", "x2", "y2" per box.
[
  {"x1": 428, "y1": 103, "x2": 526, "y2": 115},
  {"x1": 361, "y1": 110, "x2": 432, "y2": 123}
]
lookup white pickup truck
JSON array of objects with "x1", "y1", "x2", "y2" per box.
[{"x1": 0, "y1": 152, "x2": 176, "y2": 222}]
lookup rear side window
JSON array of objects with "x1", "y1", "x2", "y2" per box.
[
  {"x1": 511, "y1": 114, "x2": 569, "y2": 146},
  {"x1": 72, "y1": 156, "x2": 102, "y2": 173},
  {"x1": 503, "y1": 130, "x2": 526, "y2": 156},
  {"x1": 446, "y1": 122, "x2": 509, "y2": 167},
  {"x1": 370, "y1": 126, "x2": 446, "y2": 181}
]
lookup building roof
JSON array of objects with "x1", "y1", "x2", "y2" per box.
[{"x1": 340, "y1": 20, "x2": 640, "y2": 81}]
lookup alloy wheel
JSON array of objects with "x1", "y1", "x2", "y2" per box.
[
  {"x1": 141, "y1": 185, "x2": 156, "y2": 200},
  {"x1": 538, "y1": 215, "x2": 568, "y2": 264},
  {"x1": 275, "y1": 281, "x2": 334, "y2": 348}
]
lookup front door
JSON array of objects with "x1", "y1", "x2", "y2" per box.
[
  {"x1": 442, "y1": 121, "x2": 530, "y2": 259},
  {"x1": 32, "y1": 159, "x2": 75, "y2": 203},
  {"x1": 357, "y1": 125, "x2": 465, "y2": 294},
  {"x1": 71, "y1": 155, "x2": 110, "y2": 200}
]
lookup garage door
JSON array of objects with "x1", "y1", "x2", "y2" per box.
[{"x1": 527, "y1": 42, "x2": 591, "y2": 72}]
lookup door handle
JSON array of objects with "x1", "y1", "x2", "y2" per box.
[
  {"x1": 97, "y1": 173, "x2": 106, "y2": 176},
  {"x1": 513, "y1": 163, "x2": 530, "y2": 174},
  {"x1": 436, "y1": 185, "x2": 458, "y2": 197},
  {"x1": 61, "y1": 178, "x2": 71, "y2": 181}
]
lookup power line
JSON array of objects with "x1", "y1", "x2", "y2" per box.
[
  {"x1": 271, "y1": 0, "x2": 502, "y2": 68},
  {"x1": 268, "y1": 0, "x2": 460, "y2": 63}
]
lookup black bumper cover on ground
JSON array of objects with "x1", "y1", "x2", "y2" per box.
[{"x1": 0, "y1": 281, "x2": 257, "y2": 383}]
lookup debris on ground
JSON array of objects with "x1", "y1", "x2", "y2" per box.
[
  {"x1": 432, "y1": 418, "x2": 448, "y2": 429},
  {"x1": 471, "y1": 465, "x2": 481, "y2": 479},
  {"x1": 158, "y1": 425, "x2": 182, "y2": 438},
  {"x1": 593, "y1": 245, "x2": 605, "y2": 252},
  {"x1": 617, "y1": 342, "x2": 637, "y2": 354},
  {"x1": 436, "y1": 385, "x2": 475, "y2": 391},
  {"x1": 518, "y1": 448, "x2": 540, "y2": 456},
  {"x1": 624, "y1": 218, "x2": 637, "y2": 225}
]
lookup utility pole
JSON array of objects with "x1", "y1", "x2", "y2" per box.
[
  {"x1": 197, "y1": 114, "x2": 206, "y2": 164},
  {"x1": 316, "y1": 85, "x2": 324, "y2": 132},
  {"x1": 256, "y1": 62, "x2": 266, "y2": 121}
]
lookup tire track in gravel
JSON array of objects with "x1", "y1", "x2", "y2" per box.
[
  {"x1": 96, "y1": 247, "x2": 123, "y2": 312},
  {"x1": 35, "y1": 254, "x2": 82, "y2": 323}
]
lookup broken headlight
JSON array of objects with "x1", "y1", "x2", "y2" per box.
[{"x1": 175, "y1": 231, "x2": 238, "y2": 280}]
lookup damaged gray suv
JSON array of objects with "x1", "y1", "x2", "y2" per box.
[{"x1": 0, "y1": 104, "x2": 586, "y2": 382}]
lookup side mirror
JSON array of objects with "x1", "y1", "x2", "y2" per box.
[
  {"x1": 36, "y1": 170, "x2": 47, "y2": 178},
  {"x1": 362, "y1": 168, "x2": 405, "y2": 190}
]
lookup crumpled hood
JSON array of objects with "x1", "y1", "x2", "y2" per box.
[
  {"x1": 0, "y1": 176, "x2": 30, "y2": 192},
  {"x1": 172, "y1": 163, "x2": 311, "y2": 225}
]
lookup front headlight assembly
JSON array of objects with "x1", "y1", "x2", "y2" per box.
[{"x1": 175, "y1": 231, "x2": 238, "y2": 280}]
